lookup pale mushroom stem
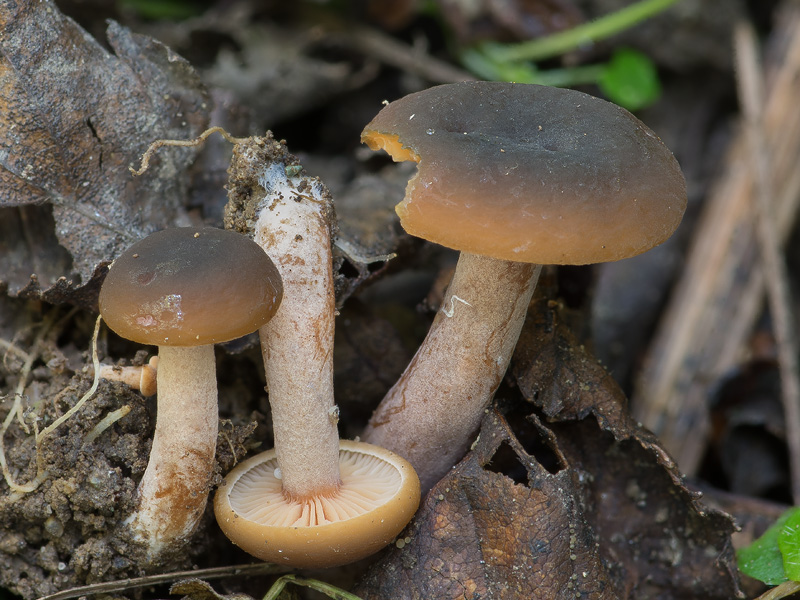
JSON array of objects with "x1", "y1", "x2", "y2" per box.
[
  {"x1": 97, "y1": 356, "x2": 158, "y2": 396},
  {"x1": 255, "y1": 165, "x2": 340, "y2": 500},
  {"x1": 363, "y1": 252, "x2": 541, "y2": 491},
  {"x1": 126, "y1": 344, "x2": 218, "y2": 559}
]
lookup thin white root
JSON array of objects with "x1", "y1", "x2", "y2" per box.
[
  {"x1": 131, "y1": 126, "x2": 247, "y2": 176},
  {"x1": 0, "y1": 315, "x2": 102, "y2": 494},
  {"x1": 84, "y1": 405, "x2": 131, "y2": 446}
]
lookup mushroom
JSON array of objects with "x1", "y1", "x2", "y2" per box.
[
  {"x1": 99, "y1": 227, "x2": 283, "y2": 562},
  {"x1": 217, "y1": 137, "x2": 420, "y2": 567},
  {"x1": 360, "y1": 81, "x2": 687, "y2": 490},
  {"x1": 214, "y1": 440, "x2": 420, "y2": 567},
  {"x1": 97, "y1": 356, "x2": 159, "y2": 396}
]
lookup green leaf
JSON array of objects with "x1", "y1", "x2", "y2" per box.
[
  {"x1": 460, "y1": 46, "x2": 540, "y2": 84},
  {"x1": 739, "y1": 506, "x2": 800, "y2": 585},
  {"x1": 780, "y1": 508, "x2": 800, "y2": 580},
  {"x1": 598, "y1": 48, "x2": 661, "y2": 111}
]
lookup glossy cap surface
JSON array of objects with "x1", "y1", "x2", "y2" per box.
[
  {"x1": 214, "y1": 440, "x2": 421, "y2": 568},
  {"x1": 100, "y1": 227, "x2": 283, "y2": 346},
  {"x1": 361, "y1": 82, "x2": 687, "y2": 265}
]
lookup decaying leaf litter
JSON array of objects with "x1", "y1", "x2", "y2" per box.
[{"x1": 0, "y1": 0, "x2": 790, "y2": 598}]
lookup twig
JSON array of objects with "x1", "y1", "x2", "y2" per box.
[
  {"x1": 734, "y1": 20, "x2": 800, "y2": 504},
  {"x1": 756, "y1": 580, "x2": 800, "y2": 600},
  {"x1": 36, "y1": 563, "x2": 287, "y2": 600},
  {"x1": 633, "y1": 2, "x2": 800, "y2": 473},
  {"x1": 334, "y1": 26, "x2": 475, "y2": 84}
]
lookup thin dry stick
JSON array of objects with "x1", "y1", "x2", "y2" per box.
[
  {"x1": 35, "y1": 562, "x2": 287, "y2": 600},
  {"x1": 633, "y1": 2, "x2": 800, "y2": 472},
  {"x1": 735, "y1": 21, "x2": 800, "y2": 504},
  {"x1": 756, "y1": 580, "x2": 800, "y2": 600},
  {"x1": 342, "y1": 26, "x2": 475, "y2": 84}
]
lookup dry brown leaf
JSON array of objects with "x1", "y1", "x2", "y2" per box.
[
  {"x1": 355, "y1": 409, "x2": 615, "y2": 599},
  {"x1": 0, "y1": 0, "x2": 210, "y2": 307},
  {"x1": 511, "y1": 294, "x2": 743, "y2": 599},
  {"x1": 202, "y1": 23, "x2": 366, "y2": 128}
]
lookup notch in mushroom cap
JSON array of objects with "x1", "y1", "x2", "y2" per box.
[
  {"x1": 99, "y1": 227, "x2": 283, "y2": 563},
  {"x1": 215, "y1": 440, "x2": 420, "y2": 568},
  {"x1": 362, "y1": 81, "x2": 686, "y2": 265},
  {"x1": 360, "y1": 82, "x2": 687, "y2": 490}
]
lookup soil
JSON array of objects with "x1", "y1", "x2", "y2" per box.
[
  {"x1": 0, "y1": 0, "x2": 790, "y2": 598},
  {"x1": 0, "y1": 328, "x2": 259, "y2": 598}
]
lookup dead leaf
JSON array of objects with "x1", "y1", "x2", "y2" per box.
[
  {"x1": 0, "y1": 0, "x2": 210, "y2": 307},
  {"x1": 170, "y1": 578, "x2": 254, "y2": 600},
  {"x1": 355, "y1": 410, "x2": 615, "y2": 599},
  {"x1": 333, "y1": 301, "x2": 414, "y2": 434},
  {"x1": 706, "y1": 359, "x2": 788, "y2": 498},
  {"x1": 333, "y1": 163, "x2": 412, "y2": 303},
  {"x1": 203, "y1": 23, "x2": 367, "y2": 128},
  {"x1": 511, "y1": 294, "x2": 744, "y2": 599}
]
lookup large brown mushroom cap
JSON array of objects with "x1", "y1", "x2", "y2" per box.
[
  {"x1": 100, "y1": 227, "x2": 283, "y2": 346},
  {"x1": 214, "y1": 440, "x2": 421, "y2": 568},
  {"x1": 361, "y1": 82, "x2": 687, "y2": 265}
]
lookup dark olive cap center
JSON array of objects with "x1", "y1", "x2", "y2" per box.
[
  {"x1": 361, "y1": 82, "x2": 687, "y2": 265},
  {"x1": 99, "y1": 228, "x2": 283, "y2": 346}
]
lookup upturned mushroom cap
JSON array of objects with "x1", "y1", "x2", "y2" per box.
[
  {"x1": 99, "y1": 228, "x2": 283, "y2": 346},
  {"x1": 361, "y1": 81, "x2": 687, "y2": 265},
  {"x1": 214, "y1": 440, "x2": 421, "y2": 568}
]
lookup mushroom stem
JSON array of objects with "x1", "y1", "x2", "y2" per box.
[
  {"x1": 126, "y1": 344, "x2": 218, "y2": 559},
  {"x1": 363, "y1": 252, "x2": 541, "y2": 490},
  {"x1": 255, "y1": 164, "x2": 340, "y2": 500},
  {"x1": 97, "y1": 356, "x2": 159, "y2": 396}
]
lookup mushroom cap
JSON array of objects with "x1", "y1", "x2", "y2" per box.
[
  {"x1": 361, "y1": 81, "x2": 687, "y2": 265},
  {"x1": 214, "y1": 440, "x2": 421, "y2": 568},
  {"x1": 99, "y1": 228, "x2": 283, "y2": 346}
]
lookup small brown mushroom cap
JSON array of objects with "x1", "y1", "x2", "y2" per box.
[
  {"x1": 214, "y1": 440, "x2": 421, "y2": 568},
  {"x1": 361, "y1": 82, "x2": 687, "y2": 265},
  {"x1": 100, "y1": 228, "x2": 283, "y2": 346}
]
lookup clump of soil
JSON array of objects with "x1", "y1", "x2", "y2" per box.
[
  {"x1": 0, "y1": 310, "x2": 257, "y2": 599},
  {"x1": 0, "y1": 370, "x2": 149, "y2": 599}
]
